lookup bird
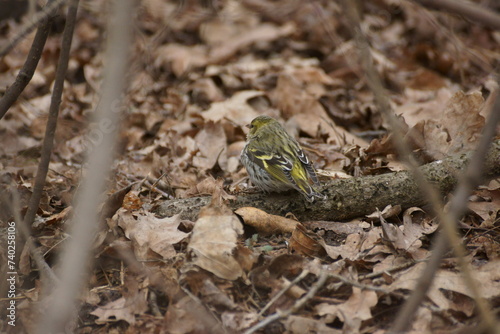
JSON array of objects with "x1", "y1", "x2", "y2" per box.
[{"x1": 240, "y1": 115, "x2": 324, "y2": 202}]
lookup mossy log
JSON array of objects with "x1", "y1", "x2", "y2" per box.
[{"x1": 155, "y1": 140, "x2": 500, "y2": 221}]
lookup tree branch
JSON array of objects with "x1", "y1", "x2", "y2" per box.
[
  {"x1": 37, "y1": 0, "x2": 134, "y2": 332},
  {"x1": 155, "y1": 140, "x2": 500, "y2": 221},
  {"x1": 23, "y1": 0, "x2": 77, "y2": 233}
]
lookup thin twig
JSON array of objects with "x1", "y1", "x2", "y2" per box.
[
  {"x1": 413, "y1": 0, "x2": 500, "y2": 31},
  {"x1": 36, "y1": 0, "x2": 134, "y2": 332},
  {"x1": 7, "y1": 187, "x2": 59, "y2": 285},
  {"x1": 0, "y1": 0, "x2": 56, "y2": 120},
  {"x1": 22, "y1": 0, "x2": 76, "y2": 234},
  {"x1": 327, "y1": 272, "x2": 406, "y2": 299},
  {"x1": 0, "y1": 0, "x2": 68, "y2": 57},
  {"x1": 359, "y1": 261, "x2": 418, "y2": 280},
  {"x1": 244, "y1": 270, "x2": 328, "y2": 334},
  {"x1": 258, "y1": 270, "x2": 310, "y2": 317}
]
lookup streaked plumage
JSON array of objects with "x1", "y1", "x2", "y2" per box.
[{"x1": 240, "y1": 115, "x2": 324, "y2": 202}]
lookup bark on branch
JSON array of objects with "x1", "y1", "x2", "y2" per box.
[{"x1": 155, "y1": 140, "x2": 500, "y2": 221}]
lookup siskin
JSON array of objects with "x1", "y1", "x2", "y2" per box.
[{"x1": 240, "y1": 115, "x2": 324, "y2": 202}]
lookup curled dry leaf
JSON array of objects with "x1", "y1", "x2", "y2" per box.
[
  {"x1": 366, "y1": 204, "x2": 401, "y2": 221},
  {"x1": 380, "y1": 207, "x2": 436, "y2": 257},
  {"x1": 289, "y1": 223, "x2": 328, "y2": 258},
  {"x1": 235, "y1": 207, "x2": 298, "y2": 235},
  {"x1": 188, "y1": 199, "x2": 245, "y2": 280},
  {"x1": 184, "y1": 175, "x2": 236, "y2": 200}
]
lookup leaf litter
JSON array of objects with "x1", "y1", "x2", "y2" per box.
[{"x1": 0, "y1": 0, "x2": 499, "y2": 333}]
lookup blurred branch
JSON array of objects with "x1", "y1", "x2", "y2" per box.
[
  {"x1": 23, "y1": 0, "x2": 77, "y2": 233},
  {"x1": 37, "y1": 0, "x2": 134, "y2": 332},
  {"x1": 390, "y1": 81, "x2": 500, "y2": 334},
  {"x1": 341, "y1": 1, "x2": 498, "y2": 332},
  {"x1": 0, "y1": 0, "x2": 56, "y2": 120},
  {"x1": 0, "y1": 0, "x2": 68, "y2": 57},
  {"x1": 413, "y1": 0, "x2": 500, "y2": 31}
]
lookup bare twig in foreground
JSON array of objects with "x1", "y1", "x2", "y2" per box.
[
  {"x1": 244, "y1": 270, "x2": 328, "y2": 334},
  {"x1": 341, "y1": 1, "x2": 499, "y2": 332},
  {"x1": 390, "y1": 83, "x2": 500, "y2": 334},
  {"x1": 0, "y1": 0, "x2": 68, "y2": 57},
  {"x1": 414, "y1": 0, "x2": 500, "y2": 31},
  {"x1": 22, "y1": 0, "x2": 76, "y2": 234},
  {"x1": 0, "y1": 0, "x2": 56, "y2": 120},
  {"x1": 36, "y1": 0, "x2": 134, "y2": 332}
]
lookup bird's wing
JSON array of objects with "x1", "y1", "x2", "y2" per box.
[
  {"x1": 292, "y1": 145, "x2": 319, "y2": 186},
  {"x1": 246, "y1": 148, "x2": 295, "y2": 185}
]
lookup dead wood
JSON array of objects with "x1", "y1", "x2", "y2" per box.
[{"x1": 155, "y1": 140, "x2": 500, "y2": 221}]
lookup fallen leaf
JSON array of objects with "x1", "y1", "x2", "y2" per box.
[
  {"x1": 188, "y1": 199, "x2": 245, "y2": 280},
  {"x1": 289, "y1": 223, "x2": 328, "y2": 258},
  {"x1": 90, "y1": 290, "x2": 148, "y2": 325},
  {"x1": 118, "y1": 210, "x2": 189, "y2": 260},
  {"x1": 316, "y1": 288, "x2": 378, "y2": 323},
  {"x1": 193, "y1": 121, "x2": 227, "y2": 170},
  {"x1": 236, "y1": 207, "x2": 298, "y2": 235}
]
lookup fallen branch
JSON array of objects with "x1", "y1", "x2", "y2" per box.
[{"x1": 155, "y1": 140, "x2": 500, "y2": 221}]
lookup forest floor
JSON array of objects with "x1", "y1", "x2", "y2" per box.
[{"x1": 0, "y1": 0, "x2": 499, "y2": 333}]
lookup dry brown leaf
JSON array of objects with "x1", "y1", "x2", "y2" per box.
[
  {"x1": 155, "y1": 44, "x2": 208, "y2": 77},
  {"x1": 468, "y1": 189, "x2": 500, "y2": 228},
  {"x1": 193, "y1": 121, "x2": 227, "y2": 170},
  {"x1": 415, "y1": 91, "x2": 485, "y2": 159},
  {"x1": 90, "y1": 289, "x2": 148, "y2": 325},
  {"x1": 117, "y1": 210, "x2": 189, "y2": 260},
  {"x1": 188, "y1": 200, "x2": 245, "y2": 280},
  {"x1": 324, "y1": 227, "x2": 387, "y2": 261},
  {"x1": 289, "y1": 223, "x2": 328, "y2": 258},
  {"x1": 221, "y1": 311, "x2": 259, "y2": 332},
  {"x1": 283, "y1": 315, "x2": 343, "y2": 334},
  {"x1": 208, "y1": 22, "x2": 295, "y2": 63},
  {"x1": 184, "y1": 176, "x2": 236, "y2": 200},
  {"x1": 316, "y1": 288, "x2": 378, "y2": 324},
  {"x1": 366, "y1": 205, "x2": 402, "y2": 221},
  {"x1": 236, "y1": 207, "x2": 298, "y2": 235},
  {"x1": 40, "y1": 206, "x2": 73, "y2": 227},
  {"x1": 388, "y1": 260, "x2": 500, "y2": 312},
  {"x1": 287, "y1": 113, "x2": 368, "y2": 147},
  {"x1": 201, "y1": 90, "x2": 262, "y2": 126},
  {"x1": 164, "y1": 295, "x2": 225, "y2": 334}
]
